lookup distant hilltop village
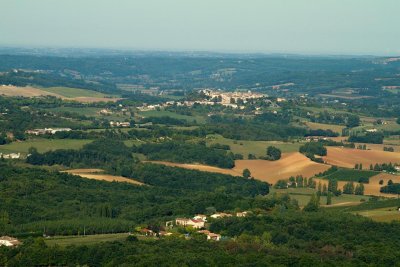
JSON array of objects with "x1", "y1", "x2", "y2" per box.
[{"x1": 138, "y1": 89, "x2": 272, "y2": 112}]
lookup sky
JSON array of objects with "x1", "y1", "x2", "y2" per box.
[{"x1": 1, "y1": 0, "x2": 400, "y2": 55}]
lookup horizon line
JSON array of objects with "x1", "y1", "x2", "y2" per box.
[{"x1": 0, "y1": 45, "x2": 399, "y2": 58}]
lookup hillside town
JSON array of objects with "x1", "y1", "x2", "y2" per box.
[{"x1": 137, "y1": 89, "x2": 269, "y2": 112}]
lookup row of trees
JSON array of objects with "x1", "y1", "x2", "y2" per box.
[
  {"x1": 343, "y1": 182, "x2": 365, "y2": 195},
  {"x1": 274, "y1": 176, "x2": 316, "y2": 189}
]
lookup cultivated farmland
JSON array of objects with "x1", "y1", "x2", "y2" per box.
[
  {"x1": 0, "y1": 85, "x2": 121, "y2": 103},
  {"x1": 323, "y1": 147, "x2": 400, "y2": 168},
  {"x1": 0, "y1": 139, "x2": 93, "y2": 154},
  {"x1": 151, "y1": 152, "x2": 331, "y2": 185}
]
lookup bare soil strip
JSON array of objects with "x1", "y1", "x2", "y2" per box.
[
  {"x1": 63, "y1": 169, "x2": 144, "y2": 185},
  {"x1": 0, "y1": 85, "x2": 121, "y2": 103}
]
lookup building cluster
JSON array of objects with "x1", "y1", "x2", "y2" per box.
[
  {"x1": 99, "y1": 109, "x2": 113, "y2": 115},
  {"x1": 0, "y1": 153, "x2": 21, "y2": 159},
  {"x1": 137, "y1": 211, "x2": 249, "y2": 242},
  {"x1": 25, "y1": 128, "x2": 72, "y2": 135},
  {"x1": 109, "y1": 121, "x2": 130, "y2": 127},
  {"x1": 137, "y1": 89, "x2": 267, "y2": 112},
  {"x1": 0, "y1": 236, "x2": 20, "y2": 247},
  {"x1": 200, "y1": 89, "x2": 265, "y2": 105}
]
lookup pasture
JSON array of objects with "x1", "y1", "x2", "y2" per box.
[
  {"x1": 354, "y1": 207, "x2": 400, "y2": 222},
  {"x1": 138, "y1": 110, "x2": 206, "y2": 124},
  {"x1": 206, "y1": 134, "x2": 301, "y2": 157},
  {"x1": 40, "y1": 86, "x2": 108, "y2": 98},
  {"x1": 45, "y1": 233, "x2": 130, "y2": 247},
  {"x1": 304, "y1": 121, "x2": 345, "y2": 135},
  {"x1": 0, "y1": 85, "x2": 121, "y2": 103},
  {"x1": 0, "y1": 139, "x2": 92, "y2": 154},
  {"x1": 320, "y1": 168, "x2": 378, "y2": 182},
  {"x1": 270, "y1": 187, "x2": 368, "y2": 207}
]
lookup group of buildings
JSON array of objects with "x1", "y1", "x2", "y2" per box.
[
  {"x1": 0, "y1": 236, "x2": 20, "y2": 247},
  {"x1": 200, "y1": 89, "x2": 266, "y2": 104},
  {"x1": 137, "y1": 89, "x2": 268, "y2": 112},
  {"x1": 25, "y1": 128, "x2": 72, "y2": 135},
  {"x1": 0, "y1": 152, "x2": 21, "y2": 159},
  {"x1": 138, "y1": 211, "x2": 249, "y2": 241},
  {"x1": 109, "y1": 121, "x2": 131, "y2": 127}
]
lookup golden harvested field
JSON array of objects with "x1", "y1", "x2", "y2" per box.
[
  {"x1": 323, "y1": 147, "x2": 400, "y2": 168},
  {"x1": 149, "y1": 152, "x2": 331, "y2": 185},
  {"x1": 354, "y1": 143, "x2": 400, "y2": 152},
  {"x1": 64, "y1": 169, "x2": 144, "y2": 185},
  {"x1": 233, "y1": 153, "x2": 330, "y2": 184},
  {"x1": 0, "y1": 85, "x2": 121, "y2": 103},
  {"x1": 0, "y1": 85, "x2": 62, "y2": 97}
]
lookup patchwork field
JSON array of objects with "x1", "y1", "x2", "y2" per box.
[
  {"x1": 323, "y1": 147, "x2": 400, "y2": 168},
  {"x1": 0, "y1": 85, "x2": 121, "y2": 103},
  {"x1": 150, "y1": 152, "x2": 331, "y2": 185},
  {"x1": 0, "y1": 139, "x2": 93, "y2": 154},
  {"x1": 64, "y1": 169, "x2": 144, "y2": 185}
]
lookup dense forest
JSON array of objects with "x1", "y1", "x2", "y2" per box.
[
  {"x1": 0, "y1": 161, "x2": 268, "y2": 236},
  {"x1": 1, "y1": 200, "x2": 400, "y2": 266},
  {"x1": 133, "y1": 141, "x2": 236, "y2": 168}
]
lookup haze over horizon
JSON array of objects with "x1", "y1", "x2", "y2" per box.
[{"x1": 1, "y1": 0, "x2": 400, "y2": 56}]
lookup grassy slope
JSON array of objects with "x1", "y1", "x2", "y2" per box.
[
  {"x1": 270, "y1": 187, "x2": 368, "y2": 206},
  {"x1": 206, "y1": 134, "x2": 301, "y2": 158},
  {"x1": 40, "y1": 87, "x2": 107, "y2": 98},
  {"x1": 320, "y1": 168, "x2": 379, "y2": 182},
  {"x1": 354, "y1": 207, "x2": 400, "y2": 222},
  {"x1": 45, "y1": 233, "x2": 130, "y2": 247},
  {"x1": 0, "y1": 139, "x2": 92, "y2": 154},
  {"x1": 138, "y1": 110, "x2": 206, "y2": 124},
  {"x1": 304, "y1": 121, "x2": 345, "y2": 134}
]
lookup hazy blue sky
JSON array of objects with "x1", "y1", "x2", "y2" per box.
[{"x1": 1, "y1": 0, "x2": 399, "y2": 55}]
